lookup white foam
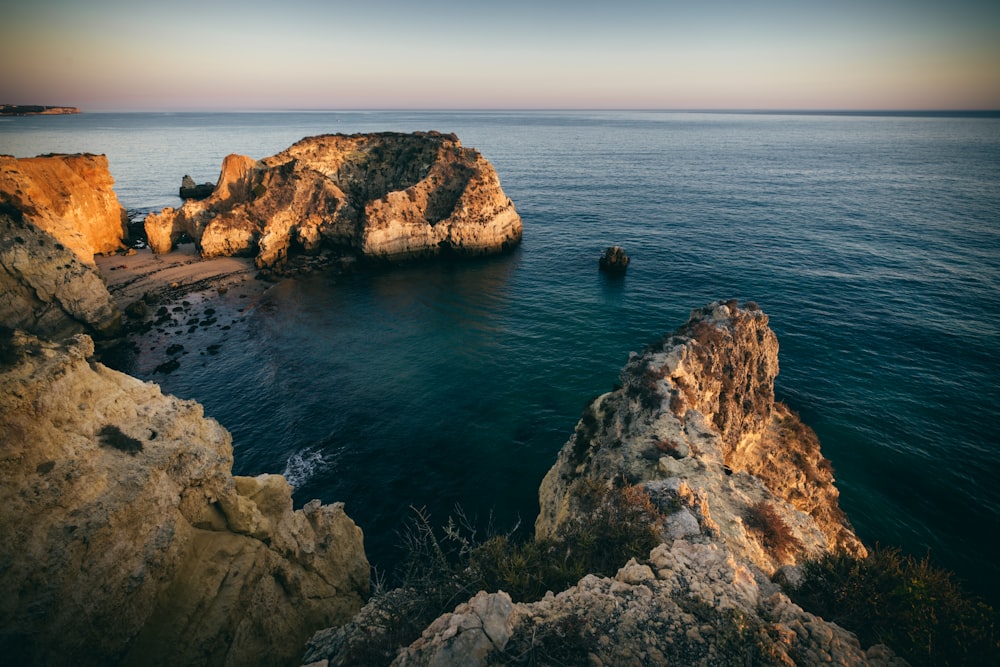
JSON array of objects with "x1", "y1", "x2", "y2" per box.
[{"x1": 283, "y1": 447, "x2": 333, "y2": 488}]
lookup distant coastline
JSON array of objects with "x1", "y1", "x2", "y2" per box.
[{"x1": 0, "y1": 104, "x2": 80, "y2": 116}]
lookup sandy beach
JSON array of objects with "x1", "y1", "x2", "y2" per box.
[{"x1": 95, "y1": 244, "x2": 274, "y2": 375}]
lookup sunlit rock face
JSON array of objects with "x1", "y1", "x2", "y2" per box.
[
  {"x1": 0, "y1": 153, "x2": 127, "y2": 265},
  {"x1": 537, "y1": 300, "x2": 865, "y2": 573},
  {"x1": 0, "y1": 206, "x2": 121, "y2": 339},
  {"x1": 0, "y1": 332, "x2": 370, "y2": 667},
  {"x1": 144, "y1": 132, "x2": 522, "y2": 268}
]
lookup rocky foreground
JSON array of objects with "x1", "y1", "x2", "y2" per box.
[
  {"x1": 0, "y1": 331, "x2": 370, "y2": 666},
  {"x1": 145, "y1": 131, "x2": 523, "y2": 268}
]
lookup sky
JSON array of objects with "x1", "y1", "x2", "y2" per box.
[{"x1": 2, "y1": 0, "x2": 999, "y2": 111}]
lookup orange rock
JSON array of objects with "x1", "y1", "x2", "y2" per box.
[
  {"x1": 0, "y1": 153, "x2": 127, "y2": 264},
  {"x1": 144, "y1": 132, "x2": 523, "y2": 268}
]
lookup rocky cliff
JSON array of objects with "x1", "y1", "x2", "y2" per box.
[
  {"x1": 145, "y1": 132, "x2": 522, "y2": 268},
  {"x1": 0, "y1": 331, "x2": 370, "y2": 666},
  {"x1": 0, "y1": 153, "x2": 127, "y2": 340},
  {"x1": 536, "y1": 300, "x2": 865, "y2": 573},
  {"x1": 0, "y1": 205, "x2": 121, "y2": 339},
  {"x1": 0, "y1": 153, "x2": 127, "y2": 264},
  {"x1": 305, "y1": 301, "x2": 898, "y2": 666}
]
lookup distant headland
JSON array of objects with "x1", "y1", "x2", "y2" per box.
[{"x1": 0, "y1": 104, "x2": 80, "y2": 116}]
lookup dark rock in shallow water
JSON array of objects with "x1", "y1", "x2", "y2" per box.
[
  {"x1": 599, "y1": 245, "x2": 630, "y2": 273},
  {"x1": 179, "y1": 175, "x2": 214, "y2": 200}
]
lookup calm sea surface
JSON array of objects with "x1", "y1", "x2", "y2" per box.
[{"x1": 3, "y1": 111, "x2": 999, "y2": 603}]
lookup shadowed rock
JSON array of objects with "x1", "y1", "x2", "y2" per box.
[
  {"x1": 598, "y1": 245, "x2": 630, "y2": 273},
  {"x1": 0, "y1": 333, "x2": 370, "y2": 667}
]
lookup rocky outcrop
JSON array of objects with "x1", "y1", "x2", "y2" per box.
[
  {"x1": 309, "y1": 301, "x2": 888, "y2": 666},
  {"x1": 598, "y1": 245, "x2": 629, "y2": 273},
  {"x1": 0, "y1": 105, "x2": 81, "y2": 116},
  {"x1": 0, "y1": 153, "x2": 127, "y2": 264},
  {"x1": 536, "y1": 300, "x2": 865, "y2": 572},
  {"x1": 144, "y1": 132, "x2": 522, "y2": 268},
  {"x1": 0, "y1": 205, "x2": 121, "y2": 339},
  {"x1": 389, "y1": 546, "x2": 903, "y2": 667},
  {"x1": 179, "y1": 175, "x2": 215, "y2": 200},
  {"x1": 0, "y1": 331, "x2": 370, "y2": 667}
]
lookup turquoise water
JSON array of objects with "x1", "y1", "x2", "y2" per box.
[{"x1": 3, "y1": 111, "x2": 999, "y2": 603}]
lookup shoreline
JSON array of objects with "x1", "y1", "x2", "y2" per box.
[{"x1": 95, "y1": 245, "x2": 272, "y2": 376}]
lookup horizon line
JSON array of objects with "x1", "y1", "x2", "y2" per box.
[{"x1": 31, "y1": 107, "x2": 1000, "y2": 118}]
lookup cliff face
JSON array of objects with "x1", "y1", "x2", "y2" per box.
[
  {"x1": 0, "y1": 206, "x2": 121, "y2": 339},
  {"x1": 0, "y1": 153, "x2": 127, "y2": 339},
  {"x1": 0, "y1": 153, "x2": 127, "y2": 264},
  {"x1": 144, "y1": 132, "x2": 522, "y2": 268},
  {"x1": 0, "y1": 332, "x2": 370, "y2": 667},
  {"x1": 536, "y1": 301, "x2": 865, "y2": 572},
  {"x1": 316, "y1": 302, "x2": 893, "y2": 667}
]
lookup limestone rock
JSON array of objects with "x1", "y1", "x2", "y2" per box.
[
  {"x1": 0, "y1": 153, "x2": 127, "y2": 264},
  {"x1": 393, "y1": 591, "x2": 515, "y2": 667},
  {"x1": 144, "y1": 132, "x2": 522, "y2": 268},
  {"x1": 395, "y1": 543, "x2": 903, "y2": 667},
  {"x1": 0, "y1": 332, "x2": 369, "y2": 666},
  {"x1": 179, "y1": 174, "x2": 214, "y2": 200},
  {"x1": 536, "y1": 300, "x2": 865, "y2": 575},
  {"x1": 0, "y1": 206, "x2": 121, "y2": 339}
]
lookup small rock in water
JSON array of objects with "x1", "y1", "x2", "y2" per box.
[
  {"x1": 154, "y1": 358, "x2": 180, "y2": 374},
  {"x1": 599, "y1": 245, "x2": 630, "y2": 273}
]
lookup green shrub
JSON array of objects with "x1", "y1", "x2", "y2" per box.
[
  {"x1": 788, "y1": 546, "x2": 999, "y2": 666},
  {"x1": 330, "y1": 483, "x2": 665, "y2": 663}
]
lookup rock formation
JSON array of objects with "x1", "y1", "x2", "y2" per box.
[
  {"x1": 305, "y1": 301, "x2": 893, "y2": 666},
  {"x1": 144, "y1": 132, "x2": 522, "y2": 268},
  {"x1": 598, "y1": 245, "x2": 629, "y2": 273},
  {"x1": 0, "y1": 331, "x2": 370, "y2": 666},
  {"x1": 388, "y1": 548, "x2": 902, "y2": 667},
  {"x1": 536, "y1": 300, "x2": 865, "y2": 572},
  {"x1": 179, "y1": 174, "x2": 215, "y2": 200},
  {"x1": 0, "y1": 152, "x2": 127, "y2": 339},
  {"x1": 0, "y1": 153, "x2": 127, "y2": 264},
  {"x1": 0, "y1": 205, "x2": 121, "y2": 339}
]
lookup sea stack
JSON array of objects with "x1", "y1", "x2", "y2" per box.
[
  {"x1": 599, "y1": 245, "x2": 630, "y2": 273},
  {"x1": 145, "y1": 132, "x2": 523, "y2": 268}
]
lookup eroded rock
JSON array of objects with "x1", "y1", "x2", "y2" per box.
[
  {"x1": 0, "y1": 153, "x2": 127, "y2": 264},
  {"x1": 144, "y1": 132, "x2": 522, "y2": 268},
  {"x1": 536, "y1": 300, "x2": 865, "y2": 573},
  {"x1": 0, "y1": 206, "x2": 121, "y2": 339},
  {"x1": 0, "y1": 332, "x2": 369, "y2": 666}
]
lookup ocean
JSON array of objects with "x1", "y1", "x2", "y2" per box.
[{"x1": 2, "y1": 110, "x2": 998, "y2": 604}]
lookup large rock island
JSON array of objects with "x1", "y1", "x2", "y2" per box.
[{"x1": 145, "y1": 132, "x2": 523, "y2": 268}]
